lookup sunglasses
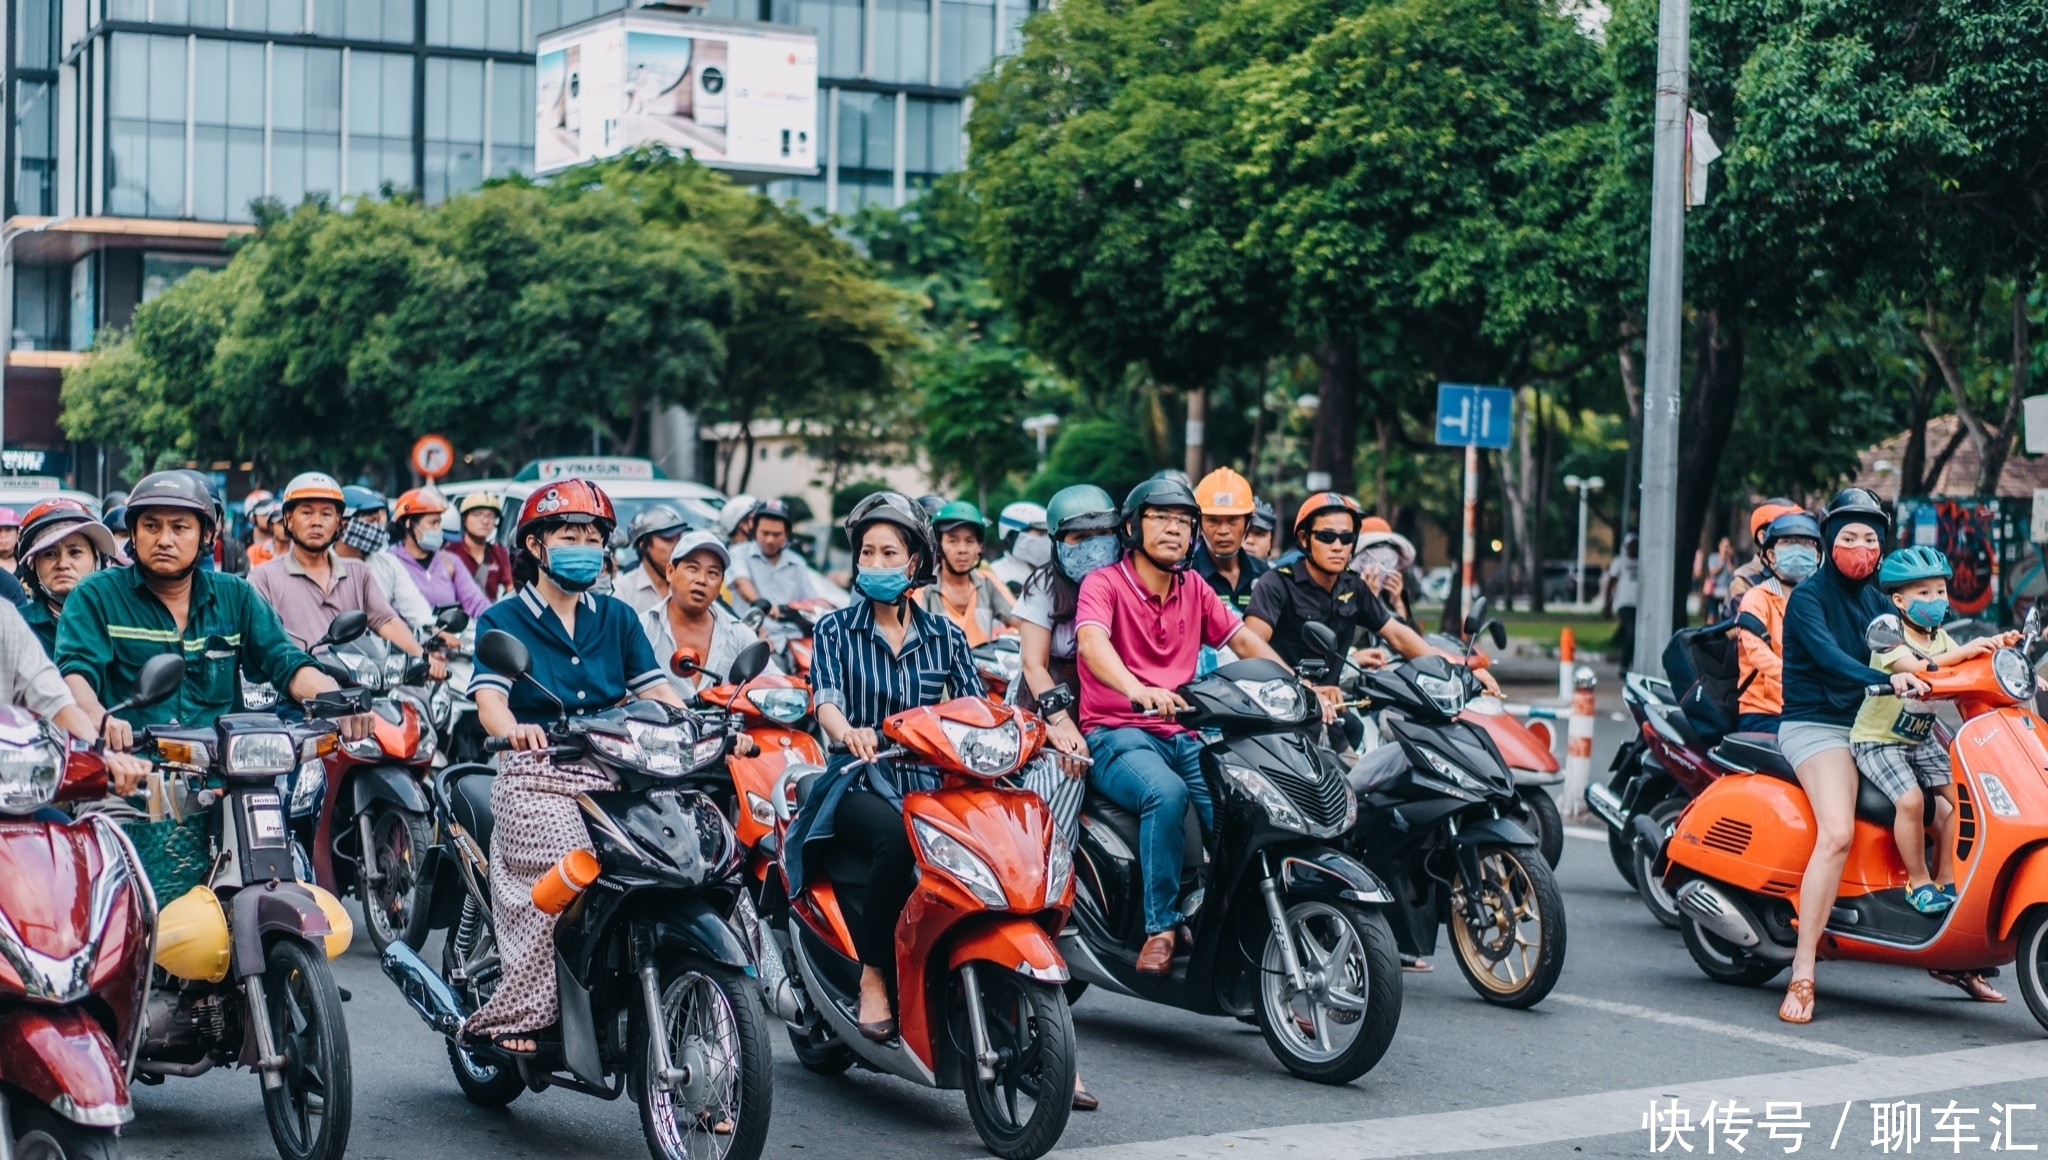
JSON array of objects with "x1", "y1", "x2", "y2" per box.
[{"x1": 1308, "y1": 529, "x2": 1358, "y2": 546}]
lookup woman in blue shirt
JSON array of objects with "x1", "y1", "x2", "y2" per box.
[{"x1": 461, "y1": 479, "x2": 690, "y2": 1056}]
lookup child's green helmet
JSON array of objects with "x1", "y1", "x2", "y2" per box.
[{"x1": 1877, "y1": 545, "x2": 1952, "y2": 590}]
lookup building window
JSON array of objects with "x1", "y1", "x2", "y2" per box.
[
  {"x1": 231, "y1": 0, "x2": 305, "y2": 34},
  {"x1": 17, "y1": 0, "x2": 58, "y2": 68},
  {"x1": 425, "y1": 56, "x2": 484, "y2": 202},
  {"x1": 903, "y1": 95, "x2": 958, "y2": 185},
  {"x1": 873, "y1": 0, "x2": 928, "y2": 84},
  {"x1": 347, "y1": 50, "x2": 414, "y2": 197},
  {"x1": 427, "y1": 0, "x2": 523, "y2": 50},
  {"x1": 106, "y1": 33, "x2": 187, "y2": 218},
  {"x1": 144, "y1": 0, "x2": 228, "y2": 27},
  {"x1": 12, "y1": 264, "x2": 68, "y2": 352},
  {"x1": 142, "y1": 252, "x2": 228, "y2": 301},
  {"x1": 773, "y1": 0, "x2": 860, "y2": 80},
  {"x1": 316, "y1": 0, "x2": 415, "y2": 43},
  {"x1": 191, "y1": 38, "x2": 264, "y2": 221},
  {"x1": 834, "y1": 88, "x2": 893, "y2": 210},
  {"x1": 1000, "y1": 0, "x2": 1034, "y2": 55},
  {"x1": 938, "y1": 0, "x2": 992, "y2": 87},
  {"x1": 270, "y1": 45, "x2": 344, "y2": 208},
  {"x1": 14, "y1": 80, "x2": 57, "y2": 216},
  {"x1": 488, "y1": 61, "x2": 535, "y2": 180}
]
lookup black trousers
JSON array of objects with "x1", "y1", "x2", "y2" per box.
[{"x1": 832, "y1": 787, "x2": 917, "y2": 971}]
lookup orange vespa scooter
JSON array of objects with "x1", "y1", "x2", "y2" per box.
[{"x1": 1662, "y1": 608, "x2": 2048, "y2": 1028}]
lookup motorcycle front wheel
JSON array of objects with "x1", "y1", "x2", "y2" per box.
[
  {"x1": 260, "y1": 938, "x2": 353, "y2": 1160},
  {"x1": 10, "y1": 1102, "x2": 120, "y2": 1160},
  {"x1": 1512, "y1": 787, "x2": 1565, "y2": 868},
  {"x1": 1255, "y1": 898, "x2": 1402, "y2": 1085},
  {"x1": 2013, "y1": 908, "x2": 2048, "y2": 1033},
  {"x1": 362, "y1": 804, "x2": 432, "y2": 953},
  {"x1": 636, "y1": 960, "x2": 773, "y2": 1160},
  {"x1": 1449, "y1": 844, "x2": 1566, "y2": 1008},
  {"x1": 959, "y1": 970, "x2": 1075, "y2": 1160}
]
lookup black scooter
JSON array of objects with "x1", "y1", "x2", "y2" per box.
[
  {"x1": 1062, "y1": 663, "x2": 1403, "y2": 1085},
  {"x1": 381, "y1": 632, "x2": 776, "y2": 1160},
  {"x1": 1318, "y1": 619, "x2": 1568, "y2": 1009}
]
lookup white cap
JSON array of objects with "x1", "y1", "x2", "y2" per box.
[{"x1": 669, "y1": 529, "x2": 732, "y2": 569}]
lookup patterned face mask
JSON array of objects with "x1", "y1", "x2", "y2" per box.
[{"x1": 341, "y1": 517, "x2": 388, "y2": 555}]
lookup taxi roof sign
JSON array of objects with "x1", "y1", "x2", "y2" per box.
[{"x1": 516, "y1": 457, "x2": 667, "y2": 482}]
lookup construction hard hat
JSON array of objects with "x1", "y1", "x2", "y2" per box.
[
  {"x1": 1194, "y1": 467, "x2": 1255, "y2": 517},
  {"x1": 156, "y1": 885, "x2": 232, "y2": 982}
]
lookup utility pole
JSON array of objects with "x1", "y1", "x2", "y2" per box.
[{"x1": 1634, "y1": 0, "x2": 1689, "y2": 675}]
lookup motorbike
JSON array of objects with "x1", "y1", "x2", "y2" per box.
[
  {"x1": 1585, "y1": 670, "x2": 1723, "y2": 928},
  {"x1": 295, "y1": 609, "x2": 464, "y2": 953},
  {"x1": 133, "y1": 657, "x2": 368, "y2": 1160},
  {"x1": 1323, "y1": 618, "x2": 1568, "y2": 1009},
  {"x1": 972, "y1": 635, "x2": 1024, "y2": 703},
  {"x1": 763, "y1": 599, "x2": 834, "y2": 678},
  {"x1": 1062, "y1": 654, "x2": 1405, "y2": 1086},
  {"x1": 766, "y1": 693, "x2": 1078, "y2": 1159},
  {"x1": 683, "y1": 649, "x2": 822, "y2": 887},
  {"x1": 0, "y1": 664, "x2": 186, "y2": 1160},
  {"x1": 1421, "y1": 620, "x2": 1566, "y2": 867},
  {"x1": 1659, "y1": 609, "x2": 2048, "y2": 1025},
  {"x1": 382, "y1": 629, "x2": 774, "y2": 1160}
]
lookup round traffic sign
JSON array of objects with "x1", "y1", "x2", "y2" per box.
[{"x1": 411, "y1": 434, "x2": 455, "y2": 480}]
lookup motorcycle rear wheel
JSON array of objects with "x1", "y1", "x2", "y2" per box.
[
  {"x1": 636, "y1": 960, "x2": 773, "y2": 1160},
  {"x1": 960, "y1": 971, "x2": 1075, "y2": 1160},
  {"x1": 2014, "y1": 908, "x2": 2048, "y2": 1033},
  {"x1": 1449, "y1": 844, "x2": 1566, "y2": 1008},
  {"x1": 11, "y1": 1103, "x2": 120, "y2": 1160},
  {"x1": 361, "y1": 804, "x2": 432, "y2": 953},
  {"x1": 442, "y1": 913, "x2": 524, "y2": 1107},
  {"x1": 1680, "y1": 913, "x2": 1786, "y2": 987},
  {"x1": 260, "y1": 937, "x2": 353, "y2": 1160},
  {"x1": 1513, "y1": 788, "x2": 1564, "y2": 868},
  {"x1": 1632, "y1": 799, "x2": 1685, "y2": 930},
  {"x1": 1255, "y1": 899, "x2": 1402, "y2": 1085}
]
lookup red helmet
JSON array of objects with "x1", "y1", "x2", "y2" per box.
[
  {"x1": 514, "y1": 479, "x2": 617, "y2": 548},
  {"x1": 390, "y1": 487, "x2": 449, "y2": 522}
]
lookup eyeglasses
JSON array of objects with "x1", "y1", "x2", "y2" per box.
[
  {"x1": 1308, "y1": 529, "x2": 1358, "y2": 546},
  {"x1": 1142, "y1": 511, "x2": 1196, "y2": 531}
]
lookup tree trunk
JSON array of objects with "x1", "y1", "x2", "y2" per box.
[
  {"x1": 1309, "y1": 340, "x2": 1358, "y2": 494},
  {"x1": 1917, "y1": 295, "x2": 2022, "y2": 497},
  {"x1": 1616, "y1": 315, "x2": 1644, "y2": 537},
  {"x1": 737, "y1": 419, "x2": 758, "y2": 494},
  {"x1": 1979, "y1": 271, "x2": 2034, "y2": 496},
  {"x1": 1184, "y1": 384, "x2": 1209, "y2": 479},
  {"x1": 1374, "y1": 413, "x2": 1393, "y2": 522},
  {"x1": 1670, "y1": 308, "x2": 1747, "y2": 631}
]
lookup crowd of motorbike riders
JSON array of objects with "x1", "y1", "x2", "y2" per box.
[{"x1": 0, "y1": 460, "x2": 2020, "y2": 1160}]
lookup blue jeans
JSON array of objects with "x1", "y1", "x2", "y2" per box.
[{"x1": 1086, "y1": 727, "x2": 1213, "y2": 936}]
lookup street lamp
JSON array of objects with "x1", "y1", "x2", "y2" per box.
[
  {"x1": 1563, "y1": 473, "x2": 1605, "y2": 605},
  {"x1": 1022, "y1": 413, "x2": 1060, "y2": 467},
  {"x1": 0, "y1": 216, "x2": 70, "y2": 469}
]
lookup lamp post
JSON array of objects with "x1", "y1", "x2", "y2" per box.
[
  {"x1": 1022, "y1": 413, "x2": 1060, "y2": 467},
  {"x1": 1563, "y1": 473, "x2": 1605, "y2": 606},
  {"x1": 0, "y1": 216, "x2": 69, "y2": 469}
]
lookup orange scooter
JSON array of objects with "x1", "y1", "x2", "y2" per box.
[
  {"x1": 680, "y1": 647, "x2": 825, "y2": 880},
  {"x1": 1662, "y1": 608, "x2": 2048, "y2": 1029}
]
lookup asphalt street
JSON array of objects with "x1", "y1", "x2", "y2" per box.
[{"x1": 123, "y1": 668, "x2": 2048, "y2": 1159}]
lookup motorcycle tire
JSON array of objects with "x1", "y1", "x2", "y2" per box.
[
  {"x1": 2014, "y1": 907, "x2": 2048, "y2": 1034},
  {"x1": 10, "y1": 1102, "x2": 121, "y2": 1160},
  {"x1": 1680, "y1": 911, "x2": 1786, "y2": 988},
  {"x1": 361, "y1": 804, "x2": 433, "y2": 954},
  {"x1": 442, "y1": 926, "x2": 524, "y2": 1108},
  {"x1": 1632, "y1": 799, "x2": 1686, "y2": 930},
  {"x1": 260, "y1": 937, "x2": 354, "y2": 1160},
  {"x1": 1448, "y1": 844, "x2": 1566, "y2": 1009},
  {"x1": 786, "y1": 1024, "x2": 855, "y2": 1076},
  {"x1": 1514, "y1": 788, "x2": 1565, "y2": 868},
  {"x1": 1254, "y1": 898, "x2": 1402, "y2": 1085},
  {"x1": 959, "y1": 971, "x2": 1075, "y2": 1160},
  {"x1": 636, "y1": 959, "x2": 773, "y2": 1160}
]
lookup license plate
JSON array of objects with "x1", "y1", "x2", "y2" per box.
[{"x1": 244, "y1": 791, "x2": 288, "y2": 848}]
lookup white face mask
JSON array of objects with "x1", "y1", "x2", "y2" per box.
[{"x1": 1011, "y1": 530, "x2": 1052, "y2": 568}]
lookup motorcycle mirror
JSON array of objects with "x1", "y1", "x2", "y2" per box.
[
  {"x1": 1302, "y1": 622, "x2": 1342, "y2": 662},
  {"x1": 729, "y1": 640, "x2": 772, "y2": 685},
  {"x1": 1464, "y1": 596, "x2": 1489, "y2": 637},
  {"x1": 670, "y1": 647, "x2": 703, "y2": 677},
  {"x1": 320, "y1": 609, "x2": 370, "y2": 648},
  {"x1": 1487, "y1": 619, "x2": 1508, "y2": 650},
  {"x1": 124, "y1": 654, "x2": 187, "y2": 711},
  {"x1": 476, "y1": 629, "x2": 533, "y2": 678},
  {"x1": 1865, "y1": 614, "x2": 1906, "y2": 653},
  {"x1": 436, "y1": 607, "x2": 470, "y2": 634}
]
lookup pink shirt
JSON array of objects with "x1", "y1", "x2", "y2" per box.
[{"x1": 1075, "y1": 556, "x2": 1242, "y2": 735}]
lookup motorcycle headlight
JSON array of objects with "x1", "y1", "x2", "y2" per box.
[
  {"x1": 1221, "y1": 761, "x2": 1308, "y2": 833},
  {"x1": 624, "y1": 721, "x2": 696, "y2": 777},
  {"x1": 0, "y1": 736, "x2": 63, "y2": 813},
  {"x1": 227, "y1": 732, "x2": 298, "y2": 776},
  {"x1": 1045, "y1": 834, "x2": 1073, "y2": 907},
  {"x1": 427, "y1": 682, "x2": 454, "y2": 729},
  {"x1": 289, "y1": 759, "x2": 327, "y2": 817},
  {"x1": 588, "y1": 730, "x2": 643, "y2": 767},
  {"x1": 1233, "y1": 678, "x2": 1308, "y2": 722},
  {"x1": 911, "y1": 816, "x2": 1010, "y2": 909},
  {"x1": 344, "y1": 653, "x2": 383, "y2": 692},
  {"x1": 383, "y1": 653, "x2": 411, "y2": 687},
  {"x1": 938, "y1": 719, "x2": 1023, "y2": 776},
  {"x1": 1413, "y1": 672, "x2": 1467, "y2": 716},
  {"x1": 1995, "y1": 648, "x2": 2033, "y2": 701},
  {"x1": 746, "y1": 688, "x2": 809, "y2": 724},
  {"x1": 1417, "y1": 746, "x2": 1486, "y2": 799}
]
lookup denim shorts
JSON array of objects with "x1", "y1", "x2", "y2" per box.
[{"x1": 1778, "y1": 721, "x2": 1851, "y2": 769}]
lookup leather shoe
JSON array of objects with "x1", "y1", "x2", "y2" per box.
[
  {"x1": 1136, "y1": 930, "x2": 1176, "y2": 974},
  {"x1": 1072, "y1": 1083, "x2": 1100, "y2": 1111},
  {"x1": 857, "y1": 1018, "x2": 898, "y2": 1043}
]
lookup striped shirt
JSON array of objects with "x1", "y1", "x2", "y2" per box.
[
  {"x1": 811, "y1": 597, "x2": 984, "y2": 729},
  {"x1": 469, "y1": 585, "x2": 666, "y2": 724}
]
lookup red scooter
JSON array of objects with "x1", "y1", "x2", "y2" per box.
[
  {"x1": 0, "y1": 661, "x2": 184, "y2": 1158},
  {"x1": 683, "y1": 646, "x2": 823, "y2": 882},
  {"x1": 1585, "y1": 670, "x2": 1726, "y2": 928}
]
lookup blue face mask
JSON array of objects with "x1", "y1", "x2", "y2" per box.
[
  {"x1": 1772, "y1": 544, "x2": 1818, "y2": 584},
  {"x1": 544, "y1": 545, "x2": 607, "y2": 592},
  {"x1": 1056, "y1": 534, "x2": 1119, "y2": 581},
  {"x1": 855, "y1": 565, "x2": 914, "y2": 604},
  {"x1": 1904, "y1": 597, "x2": 1949, "y2": 631},
  {"x1": 413, "y1": 526, "x2": 446, "y2": 553}
]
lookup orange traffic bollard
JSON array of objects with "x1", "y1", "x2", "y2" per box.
[{"x1": 1558, "y1": 626, "x2": 1577, "y2": 701}]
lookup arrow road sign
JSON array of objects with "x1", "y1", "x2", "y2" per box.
[{"x1": 1434, "y1": 384, "x2": 1516, "y2": 450}]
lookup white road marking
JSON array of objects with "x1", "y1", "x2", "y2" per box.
[
  {"x1": 1564, "y1": 824, "x2": 1608, "y2": 842},
  {"x1": 1547, "y1": 992, "x2": 1874, "y2": 1061},
  {"x1": 1049, "y1": 1040, "x2": 2048, "y2": 1160}
]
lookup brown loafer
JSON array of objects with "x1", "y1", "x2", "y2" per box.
[
  {"x1": 1072, "y1": 1083, "x2": 1100, "y2": 1111},
  {"x1": 1136, "y1": 930, "x2": 1176, "y2": 974},
  {"x1": 858, "y1": 1018, "x2": 898, "y2": 1043}
]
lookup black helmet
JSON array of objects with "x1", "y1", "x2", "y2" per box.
[
  {"x1": 845, "y1": 491, "x2": 936, "y2": 586},
  {"x1": 127, "y1": 470, "x2": 220, "y2": 530},
  {"x1": 751, "y1": 499, "x2": 794, "y2": 530},
  {"x1": 1120, "y1": 477, "x2": 1201, "y2": 568},
  {"x1": 1823, "y1": 487, "x2": 1889, "y2": 534}
]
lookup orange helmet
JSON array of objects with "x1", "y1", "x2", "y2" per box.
[
  {"x1": 390, "y1": 487, "x2": 449, "y2": 522},
  {"x1": 1194, "y1": 467, "x2": 1255, "y2": 517},
  {"x1": 514, "y1": 479, "x2": 617, "y2": 546},
  {"x1": 1748, "y1": 498, "x2": 1800, "y2": 542},
  {"x1": 1293, "y1": 491, "x2": 1364, "y2": 539}
]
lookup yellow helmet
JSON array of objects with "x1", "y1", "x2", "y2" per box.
[
  {"x1": 304, "y1": 883, "x2": 354, "y2": 960},
  {"x1": 155, "y1": 886, "x2": 230, "y2": 983}
]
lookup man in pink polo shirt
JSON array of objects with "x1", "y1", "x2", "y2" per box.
[{"x1": 1075, "y1": 477, "x2": 1293, "y2": 973}]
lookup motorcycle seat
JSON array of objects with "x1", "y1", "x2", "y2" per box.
[
  {"x1": 1081, "y1": 790, "x2": 1204, "y2": 873},
  {"x1": 446, "y1": 768, "x2": 497, "y2": 851},
  {"x1": 1713, "y1": 732, "x2": 1796, "y2": 779}
]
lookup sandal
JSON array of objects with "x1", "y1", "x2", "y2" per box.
[
  {"x1": 1779, "y1": 978, "x2": 1815, "y2": 1024},
  {"x1": 1401, "y1": 955, "x2": 1433, "y2": 974},
  {"x1": 1907, "y1": 884, "x2": 1953, "y2": 915},
  {"x1": 461, "y1": 1029, "x2": 542, "y2": 1057},
  {"x1": 1930, "y1": 970, "x2": 2008, "y2": 1003}
]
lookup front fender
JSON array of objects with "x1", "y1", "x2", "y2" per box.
[
  {"x1": 0, "y1": 1008, "x2": 130, "y2": 1126},
  {"x1": 230, "y1": 884, "x2": 335, "y2": 979},
  {"x1": 1999, "y1": 844, "x2": 2048, "y2": 940},
  {"x1": 1279, "y1": 848, "x2": 1394, "y2": 905},
  {"x1": 348, "y1": 764, "x2": 430, "y2": 815},
  {"x1": 651, "y1": 897, "x2": 756, "y2": 972},
  {"x1": 1455, "y1": 816, "x2": 1536, "y2": 848},
  {"x1": 947, "y1": 919, "x2": 1068, "y2": 983}
]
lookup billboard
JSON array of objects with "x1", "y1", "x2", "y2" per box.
[{"x1": 537, "y1": 11, "x2": 818, "y2": 180}]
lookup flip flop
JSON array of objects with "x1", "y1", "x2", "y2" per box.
[
  {"x1": 1930, "y1": 970, "x2": 2008, "y2": 1003},
  {"x1": 1779, "y1": 978, "x2": 1814, "y2": 1024},
  {"x1": 1401, "y1": 956, "x2": 1433, "y2": 974}
]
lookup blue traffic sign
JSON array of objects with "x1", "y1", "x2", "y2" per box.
[{"x1": 1434, "y1": 383, "x2": 1515, "y2": 449}]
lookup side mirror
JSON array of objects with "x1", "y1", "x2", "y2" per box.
[
  {"x1": 1463, "y1": 596, "x2": 1490, "y2": 637},
  {"x1": 476, "y1": 629, "x2": 532, "y2": 679},
  {"x1": 1302, "y1": 622, "x2": 1343, "y2": 662},
  {"x1": 671, "y1": 648, "x2": 703, "y2": 678},
  {"x1": 1865, "y1": 613, "x2": 1906, "y2": 653},
  {"x1": 436, "y1": 607, "x2": 470, "y2": 634},
  {"x1": 126, "y1": 654, "x2": 186, "y2": 711},
  {"x1": 321, "y1": 609, "x2": 370, "y2": 648},
  {"x1": 1488, "y1": 620, "x2": 1508, "y2": 650},
  {"x1": 729, "y1": 640, "x2": 772, "y2": 685}
]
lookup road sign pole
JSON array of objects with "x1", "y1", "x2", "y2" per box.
[
  {"x1": 1635, "y1": 0, "x2": 1690, "y2": 676},
  {"x1": 1461, "y1": 443, "x2": 1479, "y2": 614}
]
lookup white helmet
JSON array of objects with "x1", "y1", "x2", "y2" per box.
[
  {"x1": 997, "y1": 502, "x2": 1048, "y2": 538},
  {"x1": 716, "y1": 494, "x2": 761, "y2": 539}
]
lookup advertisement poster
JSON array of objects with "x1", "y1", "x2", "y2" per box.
[{"x1": 536, "y1": 13, "x2": 818, "y2": 179}]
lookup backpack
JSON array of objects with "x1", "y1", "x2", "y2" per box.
[{"x1": 1662, "y1": 614, "x2": 1757, "y2": 744}]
